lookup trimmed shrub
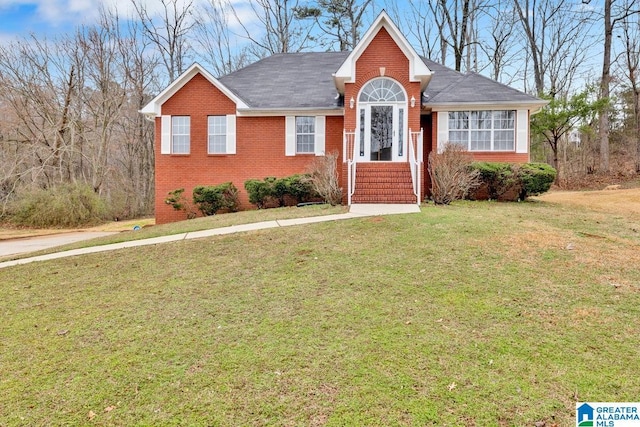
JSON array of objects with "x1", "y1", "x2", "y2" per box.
[
  {"x1": 165, "y1": 188, "x2": 197, "y2": 219},
  {"x1": 469, "y1": 162, "x2": 556, "y2": 201},
  {"x1": 245, "y1": 175, "x2": 316, "y2": 208},
  {"x1": 193, "y1": 182, "x2": 239, "y2": 216},
  {"x1": 244, "y1": 177, "x2": 277, "y2": 209},
  {"x1": 470, "y1": 162, "x2": 521, "y2": 201},
  {"x1": 428, "y1": 145, "x2": 480, "y2": 204},
  {"x1": 519, "y1": 163, "x2": 557, "y2": 197},
  {"x1": 9, "y1": 183, "x2": 107, "y2": 227}
]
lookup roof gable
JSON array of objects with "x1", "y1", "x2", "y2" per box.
[
  {"x1": 333, "y1": 10, "x2": 432, "y2": 93},
  {"x1": 140, "y1": 63, "x2": 248, "y2": 117}
]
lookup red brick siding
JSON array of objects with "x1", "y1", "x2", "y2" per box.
[
  {"x1": 339, "y1": 27, "x2": 424, "y2": 202},
  {"x1": 154, "y1": 73, "x2": 344, "y2": 224},
  {"x1": 344, "y1": 27, "x2": 422, "y2": 137}
]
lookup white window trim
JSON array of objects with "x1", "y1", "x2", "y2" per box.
[
  {"x1": 446, "y1": 110, "x2": 516, "y2": 152},
  {"x1": 171, "y1": 116, "x2": 190, "y2": 154},
  {"x1": 208, "y1": 115, "x2": 227, "y2": 154},
  {"x1": 205, "y1": 115, "x2": 235, "y2": 154},
  {"x1": 296, "y1": 116, "x2": 315, "y2": 154},
  {"x1": 285, "y1": 116, "x2": 326, "y2": 156}
]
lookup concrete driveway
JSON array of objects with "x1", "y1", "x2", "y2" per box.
[{"x1": 0, "y1": 232, "x2": 117, "y2": 257}]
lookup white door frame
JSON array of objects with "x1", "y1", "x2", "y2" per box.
[{"x1": 356, "y1": 102, "x2": 407, "y2": 162}]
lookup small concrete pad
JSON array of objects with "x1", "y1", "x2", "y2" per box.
[{"x1": 349, "y1": 204, "x2": 421, "y2": 215}]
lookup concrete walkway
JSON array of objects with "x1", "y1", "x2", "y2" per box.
[{"x1": 0, "y1": 204, "x2": 420, "y2": 269}]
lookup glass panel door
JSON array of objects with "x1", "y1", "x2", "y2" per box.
[{"x1": 370, "y1": 105, "x2": 393, "y2": 161}]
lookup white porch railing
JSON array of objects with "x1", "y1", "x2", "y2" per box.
[
  {"x1": 409, "y1": 128, "x2": 424, "y2": 205},
  {"x1": 343, "y1": 130, "x2": 356, "y2": 205}
]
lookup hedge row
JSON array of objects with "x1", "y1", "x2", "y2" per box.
[
  {"x1": 468, "y1": 162, "x2": 556, "y2": 201},
  {"x1": 165, "y1": 182, "x2": 239, "y2": 218},
  {"x1": 244, "y1": 175, "x2": 318, "y2": 209}
]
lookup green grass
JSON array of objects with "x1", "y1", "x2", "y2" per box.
[
  {"x1": 1, "y1": 200, "x2": 640, "y2": 426},
  {"x1": 0, "y1": 204, "x2": 347, "y2": 262}
]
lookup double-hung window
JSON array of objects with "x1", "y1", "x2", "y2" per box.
[
  {"x1": 296, "y1": 116, "x2": 315, "y2": 153},
  {"x1": 449, "y1": 110, "x2": 515, "y2": 151},
  {"x1": 171, "y1": 116, "x2": 190, "y2": 154},
  {"x1": 208, "y1": 116, "x2": 226, "y2": 154}
]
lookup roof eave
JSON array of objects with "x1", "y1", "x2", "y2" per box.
[
  {"x1": 236, "y1": 107, "x2": 345, "y2": 117},
  {"x1": 428, "y1": 100, "x2": 549, "y2": 112}
]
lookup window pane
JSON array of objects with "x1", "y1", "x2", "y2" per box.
[
  {"x1": 398, "y1": 108, "x2": 404, "y2": 156},
  {"x1": 296, "y1": 116, "x2": 315, "y2": 153},
  {"x1": 359, "y1": 108, "x2": 365, "y2": 156},
  {"x1": 494, "y1": 130, "x2": 514, "y2": 150},
  {"x1": 208, "y1": 116, "x2": 226, "y2": 154},
  {"x1": 359, "y1": 78, "x2": 406, "y2": 102},
  {"x1": 449, "y1": 130, "x2": 468, "y2": 148},
  {"x1": 494, "y1": 110, "x2": 515, "y2": 129},
  {"x1": 449, "y1": 111, "x2": 468, "y2": 130},
  {"x1": 470, "y1": 130, "x2": 491, "y2": 150},
  {"x1": 297, "y1": 134, "x2": 314, "y2": 153},
  {"x1": 471, "y1": 111, "x2": 492, "y2": 129},
  {"x1": 172, "y1": 116, "x2": 190, "y2": 154}
]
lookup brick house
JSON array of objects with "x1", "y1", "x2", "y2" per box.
[{"x1": 142, "y1": 11, "x2": 547, "y2": 224}]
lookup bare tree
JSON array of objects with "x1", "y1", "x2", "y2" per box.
[
  {"x1": 0, "y1": 35, "x2": 78, "y2": 188},
  {"x1": 479, "y1": 0, "x2": 519, "y2": 83},
  {"x1": 617, "y1": 5, "x2": 640, "y2": 171},
  {"x1": 0, "y1": 5, "x2": 159, "y2": 220},
  {"x1": 437, "y1": 0, "x2": 485, "y2": 72},
  {"x1": 512, "y1": 0, "x2": 597, "y2": 96},
  {"x1": 193, "y1": 0, "x2": 250, "y2": 76},
  {"x1": 232, "y1": 0, "x2": 316, "y2": 55},
  {"x1": 132, "y1": 0, "x2": 195, "y2": 82},
  {"x1": 386, "y1": 0, "x2": 443, "y2": 60},
  {"x1": 597, "y1": 0, "x2": 640, "y2": 172}
]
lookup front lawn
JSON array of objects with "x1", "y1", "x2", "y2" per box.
[{"x1": 1, "y1": 200, "x2": 639, "y2": 426}]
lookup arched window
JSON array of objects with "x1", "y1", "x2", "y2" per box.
[{"x1": 359, "y1": 78, "x2": 406, "y2": 103}]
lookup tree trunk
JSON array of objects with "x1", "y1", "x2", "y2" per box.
[{"x1": 599, "y1": 0, "x2": 612, "y2": 173}]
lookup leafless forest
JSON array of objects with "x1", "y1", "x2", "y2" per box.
[{"x1": 0, "y1": 0, "x2": 638, "y2": 220}]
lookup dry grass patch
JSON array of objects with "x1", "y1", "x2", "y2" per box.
[{"x1": 534, "y1": 187, "x2": 640, "y2": 218}]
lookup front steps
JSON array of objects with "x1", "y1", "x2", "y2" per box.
[{"x1": 351, "y1": 162, "x2": 417, "y2": 204}]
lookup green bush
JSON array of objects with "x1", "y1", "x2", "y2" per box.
[
  {"x1": 519, "y1": 163, "x2": 557, "y2": 197},
  {"x1": 165, "y1": 188, "x2": 197, "y2": 219},
  {"x1": 9, "y1": 183, "x2": 108, "y2": 227},
  {"x1": 471, "y1": 162, "x2": 520, "y2": 201},
  {"x1": 244, "y1": 178, "x2": 277, "y2": 209},
  {"x1": 469, "y1": 162, "x2": 556, "y2": 201},
  {"x1": 244, "y1": 175, "x2": 316, "y2": 208},
  {"x1": 192, "y1": 182, "x2": 239, "y2": 216}
]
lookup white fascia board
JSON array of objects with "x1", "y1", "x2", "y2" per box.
[
  {"x1": 236, "y1": 107, "x2": 345, "y2": 117},
  {"x1": 430, "y1": 100, "x2": 549, "y2": 112},
  {"x1": 139, "y1": 63, "x2": 248, "y2": 117},
  {"x1": 333, "y1": 11, "x2": 432, "y2": 92}
]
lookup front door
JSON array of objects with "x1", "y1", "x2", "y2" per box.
[
  {"x1": 370, "y1": 105, "x2": 394, "y2": 161},
  {"x1": 357, "y1": 103, "x2": 406, "y2": 162}
]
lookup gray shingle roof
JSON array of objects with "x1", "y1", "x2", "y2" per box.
[
  {"x1": 217, "y1": 52, "x2": 540, "y2": 109},
  {"x1": 421, "y1": 58, "x2": 540, "y2": 105},
  {"x1": 219, "y1": 52, "x2": 350, "y2": 110}
]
